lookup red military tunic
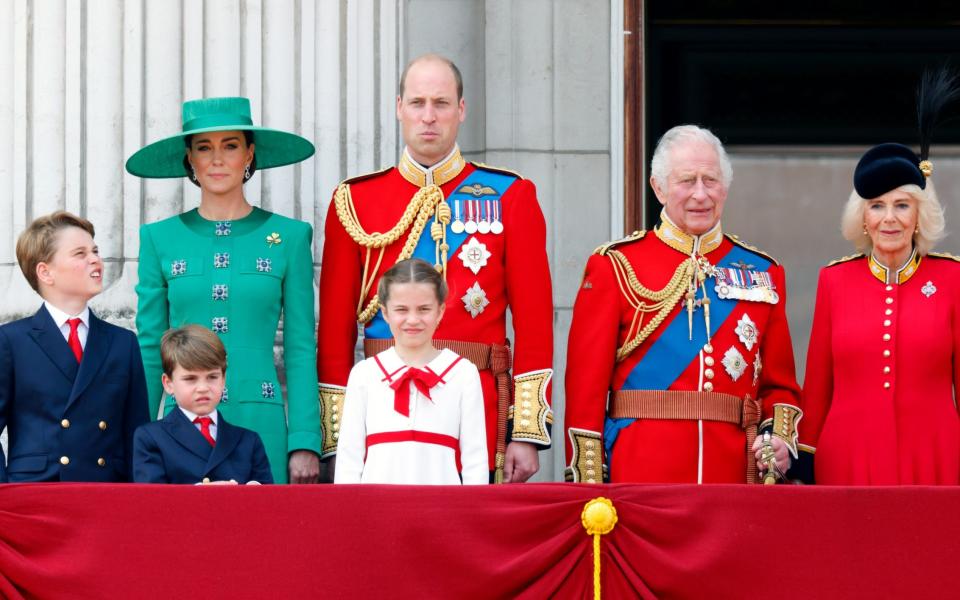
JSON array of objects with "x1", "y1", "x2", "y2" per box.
[
  {"x1": 564, "y1": 214, "x2": 802, "y2": 483},
  {"x1": 317, "y1": 146, "x2": 554, "y2": 472},
  {"x1": 800, "y1": 250, "x2": 960, "y2": 484}
]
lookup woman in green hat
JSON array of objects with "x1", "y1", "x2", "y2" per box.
[{"x1": 127, "y1": 97, "x2": 321, "y2": 483}]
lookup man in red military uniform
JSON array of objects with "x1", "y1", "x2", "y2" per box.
[
  {"x1": 317, "y1": 54, "x2": 554, "y2": 483},
  {"x1": 565, "y1": 125, "x2": 805, "y2": 484}
]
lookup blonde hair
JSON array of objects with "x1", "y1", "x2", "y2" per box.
[
  {"x1": 841, "y1": 182, "x2": 945, "y2": 256},
  {"x1": 160, "y1": 325, "x2": 227, "y2": 376},
  {"x1": 377, "y1": 258, "x2": 448, "y2": 307},
  {"x1": 15, "y1": 211, "x2": 96, "y2": 293}
]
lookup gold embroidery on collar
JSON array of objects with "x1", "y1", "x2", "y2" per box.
[
  {"x1": 398, "y1": 146, "x2": 466, "y2": 188},
  {"x1": 868, "y1": 248, "x2": 921, "y2": 285},
  {"x1": 654, "y1": 211, "x2": 723, "y2": 256}
]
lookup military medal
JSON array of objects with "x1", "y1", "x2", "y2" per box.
[
  {"x1": 922, "y1": 280, "x2": 937, "y2": 298},
  {"x1": 490, "y1": 201, "x2": 504, "y2": 234},
  {"x1": 734, "y1": 313, "x2": 759, "y2": 351},
  {"x1": 462, "y1": 282, "x2": 490, "y2": 317},
  {"x1": 722, "y1": 346, "x2": 747, "y2": 381},
  {"x1": 465, "y1": 200, "x2": 478, "y2": 234},
  {"x1": 714, "y1": 266, "x2": 779, "y2": 304},
  {"x1": 451, "y1": 199, "x2": 466, "y2": 234},
  {"x1": 458, "y1": 237, "x2": 491, "y2": 275},
  {"x1": 478, "y1": 199, "x2": 491, "y2": 234}
]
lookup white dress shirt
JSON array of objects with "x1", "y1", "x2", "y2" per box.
[
  {"x1": 178, "y1": 407, "x2": 219, "y2": 441},
  {"x1": 44, "y1": 301, "x2": 90, "y2": 349}
]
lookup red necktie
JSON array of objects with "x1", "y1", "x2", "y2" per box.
[
  {"x1": 388, "y1": 367, "x2": 441, "y2": 417},
  {"x1": 66, "y1": 318, "x2": 83, "y2": 363},
  {"x1": 194, "y1": 416, "x2": 216, "y2": 446}
]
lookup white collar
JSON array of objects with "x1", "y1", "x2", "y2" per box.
[
  {"x1": 44, "y1": 301, "x2": 90, "y2": 329},
  {"x1": 178, "y1": 407, "x2": 219, "y2": 425}
]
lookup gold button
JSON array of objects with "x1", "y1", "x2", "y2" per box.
[
  {"x1": 883, "y1": 382, "x2": 891, "y2": 389},
  {"x1": 60, "y1": 456, "x2": 70, "y2": 465},
  {"x1": 885, "y1": 298, "x2": 894, "y2": 305},
  {"x1": 883, "y1": 320, "x2": 891, "y2": 327},
  {"x1": 885, "y1": 285, "x2": 893, "y2": 292},
  {"x1": 585, "y1": 450, "x2": 596, "y2": 459},
  {"x1": 704, "y1": 382, "x2": 714, "y2": 392},
  {"x1": 704, "y1": 368, "x2": 714, "y2": 380},
  {"x1": 705, "y1": 356, "x2": 715, "y2": 367},
  {"x1": 586, "y1": 469, "x2": 596, "y2": 477},
  {"x1": 585, "y1": 460, "x2": 595, "y2": 468},
  {"x1": 587, "y1": 478, "x2": 596, "y2": 483},
  {"x1": 61, "y1": 419, "x2": 70, "y2": 429},
  {"x1": 522, "y1": 401, "x2": 532, "y2": 409},
  {"x1": 521, "y1": 391, "x2": 532, "y2": 399},
  {"x1": 332, "y1": 432, "x2": 339, "y2": 441},
  {"x1": 521, "y1": 409, "x2": 531, "y2": 417},
  {"x1": 885, "y1": 309, "x2": 893, "y2": 316},
  {"x1": 331, "y1": 404, "x2": 339, "y2": 413},
  {"x1": 97, "y1": 458, "x2": 106, "y2": 467},
  {"x1": 883, "y1": 333, "x2": 891, "y2": 341},
  {"x1": 520, "y1": 419, "x2": 531, "y2": 428},
  {"x1": 703, "y1": 344, "x2": 713, "y2": 354},
  {"x1": 585, "y1": 441, "x2": 595, "y2": 449},
  {"x1": 522, "y1": 382, "x2": 532, "y2": 391},
  {"x1": 330, "y1": 414, "x2": 338, "y2": 423},
  {"x1": 98, "y1": 421, "x2": 107, "y2": 430},
  {"x1": 883, "y1": 366, "x2": 891, "y2": 374},
  {"x1": 332, "y1": 423, "x2": 339, "y2": 432},
  {"x1": 202, "y1": 477, "x2": 211, "y2": 484},
  {"x1": 883, "y1": 350, "x2": 891, "y2": 358}
]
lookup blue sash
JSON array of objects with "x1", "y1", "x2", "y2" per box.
[
  {"x1": 365, "y1": 168, "x2": 518, "y2": 338},
  {"x1": 604, "y1": 244, "x2": 773, "y2": 453}
]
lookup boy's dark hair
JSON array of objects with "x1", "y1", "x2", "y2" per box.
[
  {"x1": 161, "y1": 325, "x2": 227, "y2": 376},
  {"x1": 15, "y1": 211, "x2": 96, "y2": 293},
  {"x1": 377, "y1": 258, "x2": 448, "y2": 307}
]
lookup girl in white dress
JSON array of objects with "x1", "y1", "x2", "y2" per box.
[{"x1": 334, "y1": 259, "x2": 488, "y2": 484}]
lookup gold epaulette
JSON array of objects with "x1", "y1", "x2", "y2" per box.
[
  {"x1": 338, "y1": 165, "x2": 393, "y2": 187},
  {"x1": 594, "y1": 230, "x2": 646, "y2": 256},
  {"x1": 469, "y1": 161, "x2": 524, "y2": 180},
  {"x1": 928, "y1": 251, "x2": 960, "y2": 262},
  {"x1": 826, "y1": 253, "x2": 864, "y2": 267},
  {"x1": 725, "y1": 234, "x2": 780, "y2": 266}
]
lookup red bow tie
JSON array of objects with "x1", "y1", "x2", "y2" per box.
[{"x1": 389, "y1": 367, "x2": 441, "y2": 417}]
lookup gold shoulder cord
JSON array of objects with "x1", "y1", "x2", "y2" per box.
[
  {"x1": 334, "y1": 182, "x2": 450, "y2": 323},
  {"x1": 607, "y1": 250, "x2": 694, "y2": 361}
]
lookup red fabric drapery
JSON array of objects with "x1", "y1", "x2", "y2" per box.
[{"x1": 0, "y1": 483, "x2": 954, "y2": 599}]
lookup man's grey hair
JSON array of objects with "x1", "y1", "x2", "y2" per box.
[{"x1": 650, "y1": 125, "x2": 733, "y2": 190}]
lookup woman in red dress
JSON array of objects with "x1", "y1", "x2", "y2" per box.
[{"x1": 800, "y1": 72, "x2": 960, "y2": 484}]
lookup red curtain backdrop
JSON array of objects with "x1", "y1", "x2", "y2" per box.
[{"x1": 0, "y1": 483, "x2": 955, "y2": 599}]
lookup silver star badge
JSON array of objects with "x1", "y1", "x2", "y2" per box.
[
  {"x1": 734, "y1": 313, "x2": 759, "y2": 351},
  {"x1": 722, "y1": 346, "x2": 747, "y2": 382},
  {"x1": 458, "y1": 236, "x2": 492, "y2": 275},
  {"x1": 462, "y1": 282, "x2": 490, "y2": 318},
  {"x1": 922, "y1": 280, "x2": 937, "y2": 298}
]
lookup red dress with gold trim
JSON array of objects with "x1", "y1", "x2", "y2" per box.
[
  {"x1": 564, "y1": 216, "x2": 802, "y2": 484},
  {"x1": 316, "y1": 146, "x2": 554, "y2": 471},
  {"x1": 800, "y1": 250, "x2": 960, "y2": 484}
]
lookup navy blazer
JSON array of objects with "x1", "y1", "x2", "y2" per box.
[
  {"x1": 0, "y1": 305, "x2": 150, "y2": 482},
  {"x1": 133, "y1": 408, "x2": 273, "y2": 484}
]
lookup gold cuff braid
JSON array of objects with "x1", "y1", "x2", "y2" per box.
[
  {"x1": 772, "y1": 403, "x2": 803, "y2": 459},
  {"x1": 510, "y1": 370, "x2": 553, "y2": 445},
  {"x1": 567, "y1": 428, "x2": 604, "y2": 483},
  {"x1": 319, "y1": 384, "x2": 346, "y2": 457}
]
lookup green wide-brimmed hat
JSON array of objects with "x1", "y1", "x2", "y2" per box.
[{"x1": 125, "y1": 97, "x2": 315, "y2": 178}]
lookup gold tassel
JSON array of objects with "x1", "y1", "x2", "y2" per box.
[{"x1": 581, "y1": 497, "x2": 618, "y2": 600}]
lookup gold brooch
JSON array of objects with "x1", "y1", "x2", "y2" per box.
[
  {"x1": 919, "y1": 160, "x2": 933, "y2": 177},
  {"x1": 266, "y1": 232, "x2": 282, "y2": 247}
]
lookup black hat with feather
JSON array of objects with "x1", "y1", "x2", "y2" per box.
[{"x1": 853, "y1": 67, "x2": 960, "y2": 200}]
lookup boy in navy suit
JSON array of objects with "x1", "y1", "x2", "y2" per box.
[
  {"x1": 133, "y1": 325, "x2": 272, "y2": 484},
  {"x1": 0, "y1": 211, "x2": 149, "y2": 482}
]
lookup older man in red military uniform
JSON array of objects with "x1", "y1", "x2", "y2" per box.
[
  {"x1": 317, "y1": 54, "x2": 554, "y2": 483},
  {"x1": 565, "y1": 125, "x2": 805, "y2": 484}
]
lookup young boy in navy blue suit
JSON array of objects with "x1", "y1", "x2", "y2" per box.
[
  {"x1": 133, "y1": 325, "x2": 272, "y2": 484},
  {"x1": 0, "y1": 211, "x2": 149, "y2": 482}
]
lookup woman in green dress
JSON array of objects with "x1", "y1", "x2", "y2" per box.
[{"x1": 126, "y1": 97, "x2": 321, "y2": 483}]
